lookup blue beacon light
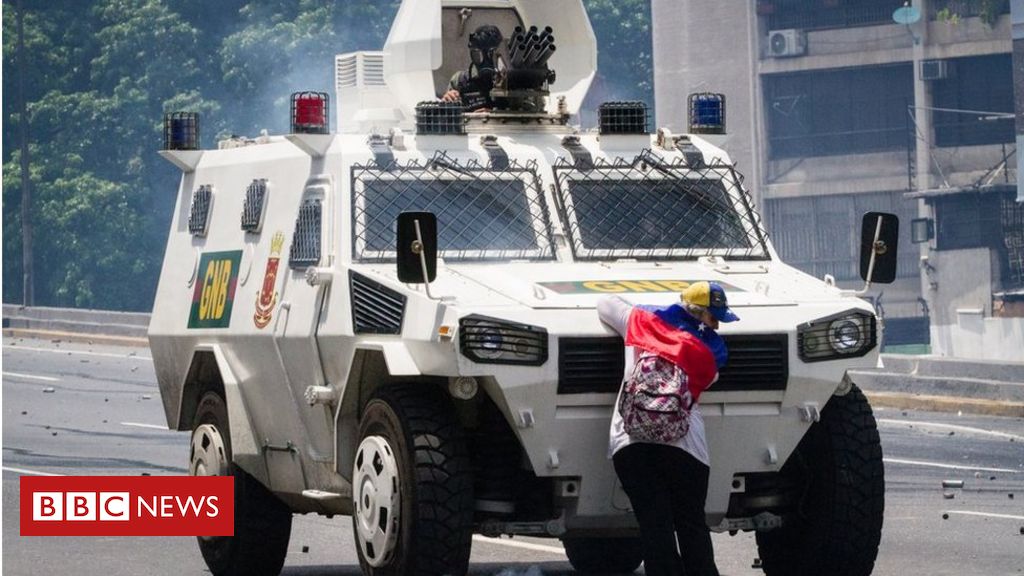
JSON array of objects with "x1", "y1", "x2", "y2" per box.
[{"x1": 688, "y1": 93, "x2": 726, "y2": 135}]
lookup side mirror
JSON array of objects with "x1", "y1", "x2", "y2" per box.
[
  {"x1": 859, "y1": 212, "x2": 899, "y2": 285},
  {"x1": 397, "y1": 212, "x2": 437, "y2": 284}
]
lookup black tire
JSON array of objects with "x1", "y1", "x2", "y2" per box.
[
  {"x1": 192, "y1": 391, "x2": 293, "y2": 576},
  {"x1": 562, "y1": 537, "x2": 644, "y2": 574},
  {"x1": 353, "y1": 383, "x2": 474, "y2": 576},
  {"x1": 755, "y1": 384, "x2": 884, "y2": 576}
]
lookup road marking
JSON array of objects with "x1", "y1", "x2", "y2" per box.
[
  {"x1": 884, "y1": 458, "x2": 1020, "y2": 474},
  {"x1": 2, "y1": 466, "x2": 64, "y2": 477},
  {"x1": 2, "y1": 345, "x2": 152, "y2": 361},
  {"x1": 121, "y1": 422, "x2": 168, "y2": 430},
  {"x1": 2, "y1": 371, "x2": 59, "y2": 382},
  {"x1": 472, "y1": 535, "x2": 566, "y2": 556},
  {"x1": 946, "y1": 510, "x2": 1024, "y2": 521},
  {"x1": 878, "y1": 418, "x2": 1024, "y2": 442}
]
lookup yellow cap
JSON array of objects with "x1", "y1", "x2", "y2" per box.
[{"x1": 681, "y1": 281, "x2": 739, "y2": 322}]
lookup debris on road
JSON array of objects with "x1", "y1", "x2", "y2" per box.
[
  {"x1": 942, "y1": 513, "x2": 949, "y2": 520},
  {"x1": 302, "y1": 546, "x2": 309, "y2": 553},
  {"x1": 494, "y1": 565, "x2": 544, "y2": 576}
]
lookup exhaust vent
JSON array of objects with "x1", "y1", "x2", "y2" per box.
[
  {"x1": 350, "y1": 273, "x2": 406, "y2": 335},
  {"x1": 240, "y1": 179, "x2": 268, "y2": 233},
  {"x1": 188, "y1": 185, "x2": 213, "y2": 237},
  {"x1": 289, "y1": 199, "x2": 322, "y2": 269}
]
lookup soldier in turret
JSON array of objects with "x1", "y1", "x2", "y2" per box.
[{"x1": 441, "y1": 24, "x2": 504, "y2": 111}]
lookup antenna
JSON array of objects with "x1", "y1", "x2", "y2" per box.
[{"x1": 893, "y1": 3, "x2": 922, "y2": 44}]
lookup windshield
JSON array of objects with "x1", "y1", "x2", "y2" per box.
[
  {"x1": 353, "y1": 155, "x2": 556, "y2": 261},
  {"x1": 554, "y1": 153, "x2": 769, "y2": 260}
]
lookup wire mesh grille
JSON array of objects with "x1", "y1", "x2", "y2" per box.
[
  {"x1": 352, "y1": 152, "x2": 556, "y2": 262},
  {"x1": 797, "y1": 312, "x2": 877, "y2": 363},
  {"x1": 1002, "y1": 194, "x2": 1024, "y2": 289},
  {"x1": 289, "y1": 199, "x2": 322, "y2": 269},
  {"x1": 240, "y1": 179, "x2": 268, "y2": 233},
  {"x1": 688, "y1": 93, "x2": 726, "y2": 135},
  {"x1": 291, "y1": 91, "x2": 329, "y2": 134},
  {"x1": 163, "y1": 112, "x2": 199, "y2": 150},
  {"x1": 553, "y1": 150, "x2": 769, "y2": 261},
  {"x1": 415, "y1": 101, "x2": 466, "y2": 135},
  {"x1": 188, "y1": 185, "x2": 212, "y2": 237},
  {"x1": 598, "y1": 101, "x2": 649, "y2": 135}
]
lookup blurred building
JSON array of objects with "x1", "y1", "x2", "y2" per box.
[{"x1": 652, "y1": 0, "x2": 1023, "y2": 360}]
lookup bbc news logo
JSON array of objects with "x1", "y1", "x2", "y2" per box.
[{"x1": 21, "y1": 476, "x2": 233, "y2": 536}]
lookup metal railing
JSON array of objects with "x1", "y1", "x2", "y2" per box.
[{"x1": 762, "y1": 0, "x2": 903, "y2": 31}]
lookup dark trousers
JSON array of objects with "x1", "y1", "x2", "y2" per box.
[{"x1": 613, "y1": 443, "x2": 719, "y2": 576}]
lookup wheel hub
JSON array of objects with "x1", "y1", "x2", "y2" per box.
[
  {"x1": 190, "y1": 423, "x2": 228, "y2": 477},
  {"x1": 353, "y1": 435, "x2": 401, "y2": 567},
  {"x1": 190, "y1": 423, "x2": 229, "y2": 544}
]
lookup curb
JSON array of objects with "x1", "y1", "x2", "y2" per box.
[
  {"x1": 865, "y1": 391, "x2": 1024, "y2": 418},
  {"x1": 2, "y1": 328, "x2": 150, "y2": 348}
]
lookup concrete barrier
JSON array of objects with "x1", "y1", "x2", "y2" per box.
[{"x1": 2, "y1": 304, "x2": 150, "y2": 339}]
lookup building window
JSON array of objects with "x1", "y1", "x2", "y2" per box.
[
  {"x1": 766, "y1": 191, "x2": 918, "y2": 281},
  {"x1": 932, "y1": 54, "x2": 1015, "y2": 148},
  {"x1": 764, "y1": 64, "x2": 913, "y2": 159},
  {"x1": 760, "y1": 0, "x2": 904, "y2": 32},
  {"x1": 934, "y1": 193, "x2": 1004, "y2": 251},
  {"x1": 934, "y1": 191, "x2": 1024, "y2": 291}
]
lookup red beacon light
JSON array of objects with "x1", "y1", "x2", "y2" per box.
[{"x1": 291, "y1": 92, "x2": 330, "y2": 134}]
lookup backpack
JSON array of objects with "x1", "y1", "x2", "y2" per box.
[{"x1": 618, "y1": 351, "x2": 693, "y2": 443}]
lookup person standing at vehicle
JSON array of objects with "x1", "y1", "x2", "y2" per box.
[{"x1": 597, "y1": 281, "x2": 738, "y2": 576}]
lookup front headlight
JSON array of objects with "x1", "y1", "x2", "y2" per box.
[
  {"x1": 798, "y1": 310, "x2": 876, "y2": 362},
  {"x1": 460, "y1": 315, "x2": 548, "y2": 366}
]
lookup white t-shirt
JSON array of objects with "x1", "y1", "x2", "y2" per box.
[{"x1": 598, "y1": 295, "x2": 711, "y2": 466}]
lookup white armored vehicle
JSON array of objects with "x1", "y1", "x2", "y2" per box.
[{"x1": 152, "y1": 1, "x2": 900, "y2": 575}]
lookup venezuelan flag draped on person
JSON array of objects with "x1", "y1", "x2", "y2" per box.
[{"x1": 623, "y1": 281, "x2": 735, "y2": 402}]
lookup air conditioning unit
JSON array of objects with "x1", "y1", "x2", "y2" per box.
[
  {"x1": 767, "y1": 29, "x2": 807, "y2": 58},
  {"x1": 919, "y1": 59, "x2": 952, "y2": 81}
]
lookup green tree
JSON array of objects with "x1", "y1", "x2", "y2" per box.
[
  {"x1": 2, "y1": 0, "x2": 217, "y2": 310},
  {"x1": 218, "y1": 1, "x2": 399, "y2": 136},
  {"x1": 583, "y1": 0, "x2": 654, "y2": 118},
  {"x1": 2, "y1": 0, "x2": 653, "y2": 311}
]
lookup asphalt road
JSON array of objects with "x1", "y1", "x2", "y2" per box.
[{"x1": 3, "y1": 336, "x2": 1023, "y2": 576}]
